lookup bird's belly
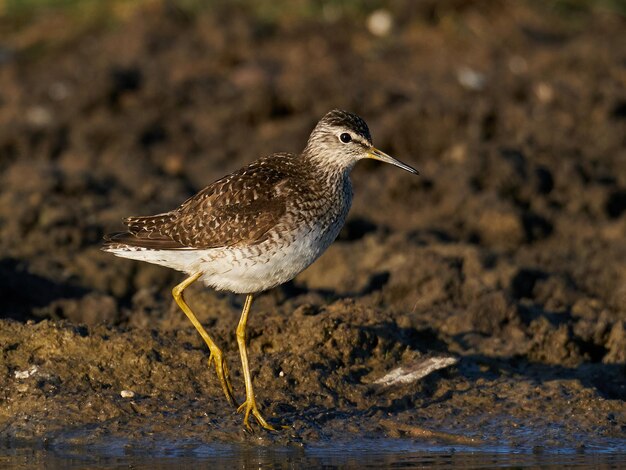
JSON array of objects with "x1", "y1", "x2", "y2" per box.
[{"x1": 199, "y1": 222, "x2": 342, "y2": 294}]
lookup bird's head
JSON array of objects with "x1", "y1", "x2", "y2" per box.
[{"x1": 303, "y1": 109, "x2": 418, "y2": 175}]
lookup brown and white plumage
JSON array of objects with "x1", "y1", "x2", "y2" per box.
[
  {"x1": 106, "y1": 153, "x2": 299, "y2": 250},
  {"x1": 104, "y1": 150, "x2": 353, "y2": 293},
  {"x1": 102, "y1": 110, "x2": 418, "y2": 431},
  {"x1": 103, "y1": 110, "x2": 417, "y2": 294}
]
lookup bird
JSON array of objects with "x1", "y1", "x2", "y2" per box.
[{"x1": 102, "y1": 109, "x2": 418, "y2": 431}]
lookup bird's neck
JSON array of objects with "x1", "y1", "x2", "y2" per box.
[{"x1": 301, "y1": 147, "x2": 356, "y2": 184}]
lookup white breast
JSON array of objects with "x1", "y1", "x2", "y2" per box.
[{"x1": 199, "y1": 203, "x2": 349, "y2": 293}]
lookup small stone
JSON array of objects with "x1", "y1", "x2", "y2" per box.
[
  {"x1": 120, "y1": 390, "x2": 135, "y2": 398},
  {"x1": 535, "y1": 83, "x2": 554, "y2": 103},
  {"x1": 14, "y1": 366, "x2": 38, "y2": 379},
  {"x1": 457, "y1": 67, "x2": 486, "y2": 91},
  {"x1": 25, "y1": 106, "x2": 53, "y2": 127},
  {"x1": 367, "y1": 9, "x2": 393, "y2": 37},
  {"x1": 279, "y1": 370, "x2": 285, "y2": 377}
]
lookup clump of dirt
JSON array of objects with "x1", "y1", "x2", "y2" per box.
[{"x1": 0, "y1": 0, "x2": 625, "y2": 450}]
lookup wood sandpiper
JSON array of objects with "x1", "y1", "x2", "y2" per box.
[{"x1": 103, "y1": 109, "x2": 418, "y2": 430}]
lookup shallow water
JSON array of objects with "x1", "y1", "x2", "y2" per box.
[{"x1": 3, "y1": 438, "x2": 626, "y2": 469}]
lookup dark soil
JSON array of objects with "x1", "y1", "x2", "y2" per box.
[{"x1": 0, "y1": 1, "x2": 625, "y2": 452}]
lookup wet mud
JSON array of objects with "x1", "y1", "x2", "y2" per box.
[{"x1": 0, "y1": 1, "x2": 625, "y2": 452}]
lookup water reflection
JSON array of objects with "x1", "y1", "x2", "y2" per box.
[{"x1": 2, "y1": 438, "x2": 626, "y2": 469}]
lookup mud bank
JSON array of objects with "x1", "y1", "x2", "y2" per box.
[{"x1": 0, "y1": 0, "x2": 625, "y2": 451}]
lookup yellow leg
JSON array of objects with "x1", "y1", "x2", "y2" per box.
[
  {"x1": 236, "y1": 294, "x2": 275, "y2": 431},
  {"x1": 172, "y1": 273, "x2": 237, "y2": 407}
]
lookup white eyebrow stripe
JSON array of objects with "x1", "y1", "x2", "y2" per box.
[{"x1": 336, "y1": 129, "x2": 371, "y2": 147}]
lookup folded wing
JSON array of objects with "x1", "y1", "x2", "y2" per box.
[{"x1": 104, "y1": 155, "x2": 294, "y2": 250}]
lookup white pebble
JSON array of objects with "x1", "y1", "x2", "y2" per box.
[
  {"x1": 457, "y1": 66, "x2": 486, "y2": 91},
  {"x1": 14, "y1": 366, "x2": 38, "y2": 379},
  {"x1": 120, "y1": 390, "x2": 135, "y2": 398},
  {"x1": 279, "y1": 370, "x2": 285, "y2": 377},
  {"x1": 367, "y1": 9, "x2": 393, "y2": 37}
]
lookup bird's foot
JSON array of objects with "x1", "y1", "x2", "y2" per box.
[
  {"x1": 208, "y1": 349, "x2": 238, "y2": 407},
  {"x1": 237, "y1": 397, "x2": 276, "y2": 431}
]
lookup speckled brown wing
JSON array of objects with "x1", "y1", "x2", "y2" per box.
[{"x1": 112, "y1": 154, "x2": 300, "y2": 250}]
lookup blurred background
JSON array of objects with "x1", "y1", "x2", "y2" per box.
[
  {"x1": 0, "y1": 0, "x2": 624, "y2": 323},
  {"x1": 0, "y1": 0, "x2": 625, "y2": 452}
]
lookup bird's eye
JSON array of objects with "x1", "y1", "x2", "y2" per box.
[{"x1": 339, "y1": 133, "x2": 352, "y2": 143}]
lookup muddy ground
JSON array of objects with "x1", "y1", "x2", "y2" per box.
[{"x1": 0, "y1": 0, "x2": 625, "y2": 452}]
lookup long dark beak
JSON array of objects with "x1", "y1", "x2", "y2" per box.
[{"x1": 367, "y1": 147, "x2": 419, "y2": 175}]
